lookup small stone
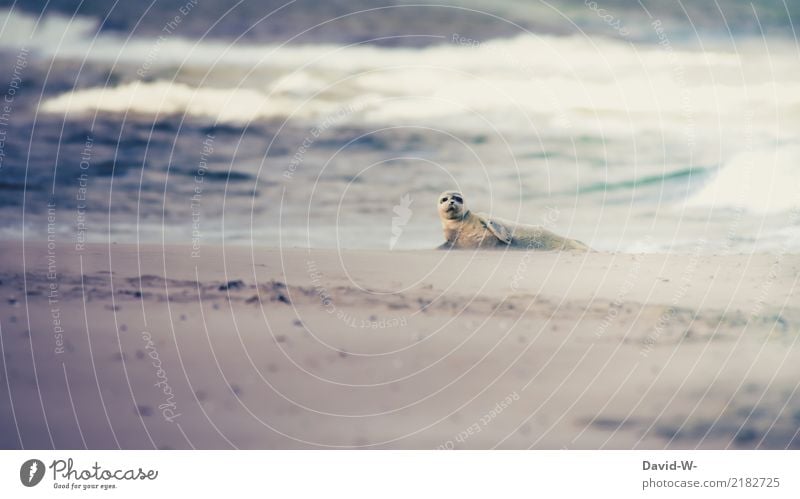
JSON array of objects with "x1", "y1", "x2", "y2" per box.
[{"x1": 219, "y1": 280, "x2": 245, "y2": 291}]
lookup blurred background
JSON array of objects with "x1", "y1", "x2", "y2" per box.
[{"x1": 1, "y1": 0, "x2": 799, "y2": 252}]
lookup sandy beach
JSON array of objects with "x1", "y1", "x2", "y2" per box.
[{"x1": 1, "y1": 240, "x2": 798, "y2": 449}]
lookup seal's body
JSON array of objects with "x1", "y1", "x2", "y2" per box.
[{"x1": 437, "y1": 191, "x2": 590, "y2": 251}]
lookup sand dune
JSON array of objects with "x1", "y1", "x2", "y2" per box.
[{"x1": 1, "y1": 241, "x2": 798, "y2": 449}]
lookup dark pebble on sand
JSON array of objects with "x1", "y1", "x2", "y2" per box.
[
  {"x1": 275, "y1": 335, "x2": 287, "y2": 343},
  {"x1": 137, "y1": 405, "x2": 153, "y2": 417},
  {"x1": 229, "y1": 384, "x2": 242, "y2": 396},
  {"x1": 195, "y1": 390, "x2": 208, "y2": 401},
  {"x1": 135, "y1": 350, "x2": 145, "y2": 359},
  {"x1": 293, "y1": 320, "x2": 303, "y2": 327},
  {"x1": 219, "y1": 280, "x2": 245, "y2": 291},
  {"x1": 338, "y1": 351, "x2": 348, "y2": 358},
  {"x1": 180, "y1": 314, "x2": 187, "y2": 321},
  {"x1": 734, "y1": 427, "x2": 758, "y2": 444},
  {"x1": 246, "y1": 295, "x2": 260, "y2": 304},
  {"x1": 112, "y1": 352, "x2": 127, "y2": 361}
]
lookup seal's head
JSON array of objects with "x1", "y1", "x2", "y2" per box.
[{"x1": 437, "y1": 191, "x2": 466, "y2": 220}]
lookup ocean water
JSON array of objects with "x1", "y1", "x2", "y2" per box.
[{"x1": 1, "y1": 2, "x2": 799, "y2": 253}]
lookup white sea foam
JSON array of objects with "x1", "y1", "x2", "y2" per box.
[
  {"x1": 684, "y1": 146, "x2": 800, "y2": 214},
  {"x1": 39, "y1": 80, "x2": 355, "y2": 123},
  {"x1": 0, "y1": 8, "x2": 97, "y2": 50},
  {"x1": 4, "y1": 8, "x2": 796, "y2": 140}
]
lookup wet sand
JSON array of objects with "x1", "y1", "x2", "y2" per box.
[{"x1": 1, "y1": 240, "x2": 799, "y2": 449}]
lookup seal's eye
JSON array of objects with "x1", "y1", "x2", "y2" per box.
[
  {"x1": 453, "y1": 196, "x2": 463, "y2": 203},
  {"x1": 440, "y1": 197, "x2": 448, "y2": 203}
]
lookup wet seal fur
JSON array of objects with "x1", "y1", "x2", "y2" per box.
[{"x1": 436, "y1": 191, "x2": 590, "y2": 251}]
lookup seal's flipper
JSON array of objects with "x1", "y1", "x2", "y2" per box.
[{"x1": 476, "y1": 213, "x2": 512, "y2": 244}]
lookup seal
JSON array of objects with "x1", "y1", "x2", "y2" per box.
[{"x1": 436, "y1": 190, "x2": 590, "y2": 251}]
